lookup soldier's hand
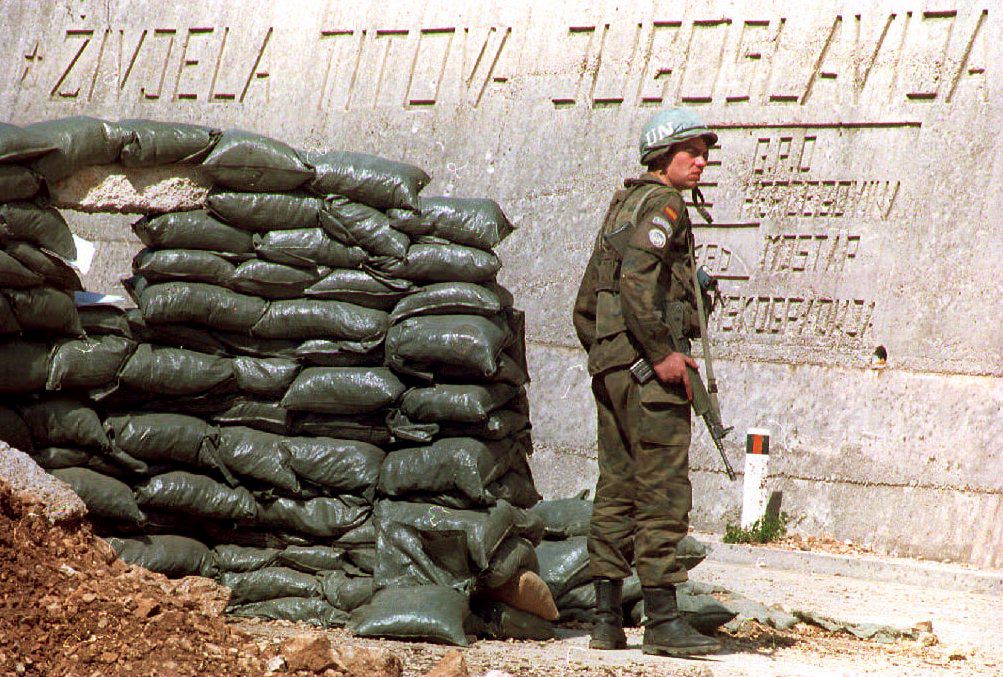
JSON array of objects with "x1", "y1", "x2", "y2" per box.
[{"x1": 652, "y1": 352, "x2": 699, "y2": 400}]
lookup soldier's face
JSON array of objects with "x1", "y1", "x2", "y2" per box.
[{"x1": 665, "y1": 138, "x2": 709, "y2": 190}]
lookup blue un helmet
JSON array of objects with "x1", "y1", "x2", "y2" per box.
[{"x1": 639, "y1": 108, "x2": 718, "y2": 165}]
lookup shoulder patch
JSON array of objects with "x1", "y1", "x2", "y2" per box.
[
  {"x1": 648, "y1": 228, "x2": 667, "y2": 249},
  {"x1": 662, "y1": 204, "x2": 678, "y2": 222}
]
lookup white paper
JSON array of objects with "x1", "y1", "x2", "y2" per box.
[
  {"x1": 74, "y1": 291, "x2": 125, "y2": 307},
  {"x1": 69, "y1": 234, "x2": 95, "y2": 275}
]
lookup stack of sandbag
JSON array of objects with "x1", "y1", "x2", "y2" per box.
[{"x1": 531, "y1": 494, "x2": 736, "y2": 633}]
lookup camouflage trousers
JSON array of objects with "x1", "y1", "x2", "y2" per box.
[{"x1": 588, "y1": 367, "x2": 693, "y2": 587}]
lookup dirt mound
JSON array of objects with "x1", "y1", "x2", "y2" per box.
[{"x1": 0, "y1": 479, "x2": 272, "y2": 675}]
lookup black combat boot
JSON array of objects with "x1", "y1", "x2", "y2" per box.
[
  {"x1": 589, "y1": 578, "x2": 627, "y2": 650},
  {"x1": 642, "y1": 586, "x2": 721, "y2": 656}
]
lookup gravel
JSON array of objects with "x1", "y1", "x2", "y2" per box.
[{"x1": 0, "y1": 442, "x2": 86, "y2": 523}]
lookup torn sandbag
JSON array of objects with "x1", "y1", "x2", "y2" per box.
[
  {"x1": 50, "y1": 467, "x2": 146, "y2": 525},
  {"x1": 282, "y1": 436, "x2": 384, "y2": 497},
  {"x1": 138, "y1": 281, "x2": 267, "y2": 332},
  {"x1": 46, "y1": 335, "x2": 134, "y2": 391},
  {"x1": 281, "y1": 367, "x2": 404, "y2": 415},
  {"x1": 118, "y1": 343, "x2": 235, "y2": 396},
  {"x1": 0, "y1": 165, "x2": 40, "y2": 202},
  {"x1": 415, "y1": 197, "x2": 515, "y2": 250},
  {"x1": 389, "y1": 282, "x2": 502, "y2": 323},
  {"x1": 132, "y1": 248, "x2": 236, "y2": 286},
  {"x1": 200, "y1": 129, "x2": 314, "y2": 192},
  {"x1": 119, "y1": 119, "x2": 221, "y2": 166},
  {"x1": 251, "y1": 298, "x2": 388, "y2": 341},
  {"x1": 277, "y1": 545, "x2": 347, "y2": 574},
  {"x1": 385, "y1": 314, "x2": 510, "y2": 380},
  {"x1": 254, "y1": 227, "x2": 366, "y2": 269},
  {"x1": 220, "y1": 567, "x2": 321, "y2": 605},
  {"x1": 257, "y1": 495, "x2": 371, "y2": 538},
  {"x1": 232, "y1": 356, "x2": 300, "y2": 398},
  {"x1": 370, "y1": 243, "x2": 500, "y2": 283},
  {"x1": 136, "y1": 471, "x2": 257, "y2": 520},
  {"x1": 305, "y1": 150, "x2": 429, "y2": 211},
  {"x1": 350, "y1": 586, "x2": 470, "y2": 646},
  {"x1": 132, "y1": 211, "x2": 255, "y2": 254},
  {"x1": 228, "y1": 597, "x2": 347, "y2": 627},
  {"x1": 5, "y1": 286, "x2": 83, "y2": 336},
  {"x1": 207, "y1": 191, "x2": 324, "y2": 232},
  {"x1": 0, "y1": 202, "x2": 76, "y2": 262},
  {"x1": 320, "y1": 571, "x2": 374, "y2": 611},
  {"x1": 105, "y1": 412, "x2": 214, "y2": 466},
  {"x1": 26, "y1": 116, "x2": 128, "y2": 182},
  {"x1": 0, "y1": 121, "x2": 55, "y2": 163},
  {"x1": 305, "y1": 268, "x2": 414, "y2": 310},
  {"x1": 3, "y1": 242, "x2": 82, "y2": 291},
  {"x1": 20, "y1": 397, "x2": 109, "y2": 451},
  {"x1": 216, "y1": 426, "x2": 301, "y2": 494},
  {"x1": 0, "y1": 339, "x2": 52, "y2": 393},
  {"x1": 401, "y1": 384, "x2": 518, "y2": 423},
  {"x1": 229, "y1": 259, "x2": 323, "y2": 299},
  {"x1": 212, "y1": 544, "x2": 280, "y2": 573},
  {"x1": 108, "y1": 534, "x2": 218, "y2": 578},
  {"x1": 536, "y1": 537, "x2": 591, "y2": 600},
  {"x1": 320, "y1": 198, "x2": 409, "y2": 260}
]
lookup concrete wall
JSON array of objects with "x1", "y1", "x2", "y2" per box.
[{"x1": 2, "y1": 0, "x2": 1000, "y2": 567}]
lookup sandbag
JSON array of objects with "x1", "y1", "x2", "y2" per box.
[
  {"x1": 281, "y1": 367, "x2": 404, "y2": 415},
  {"x1": 254, "y1": 227, "x2": 366, "y2": 268},
  {"x1": 293, "y1": 414, "x2": 392, "y2": 446},
  {"x1": 228, "y1": 597, "x2": 346, "y2": 627},
  {"x1": 211, "y1": 398, "x2": 290, "y2": 435},
  {"x1": 305, "y1": 150, "x2": 429, "y2": 211},
  {"x1": 213, "y1": 544, "x2": 280, "y2": 573},
  {"x1": 677, "y1": 535, "x2": 710, "y2": 571},
  {"x1": 220, "y1": 567, "x2": 321, "y2": 605},
  {"x1": 479, "y1": 537, "x2": 539, "y2": 590},
  {"x1": 305, "y1": 269, "x2": 413, "y2": 309},
  {"x1": 532, "y1": 498, "x2": 593, "y2": 540},
  {"x1": 0, "y1": 406, "x2": 32, "y2": 451},
  {"x1": 320, "y1": 571, "x2": 374, "y2": 611},
  {"x1": 257, "y1": 495, "x2": 371, "y2": 538},
  {"x1": 133, "y1": 248, "x2": 236, "y2": 286},
  {"x1": 336, "y1": 519, "x2": 376, "y2": 547},
  {"x1": 371, "y1": 243, "x2": 499, "y2": 283},
  {"x1": 108, "y1": 535, "x2": 218, "y2": 578},
  {"x1": 0, "y1": 297, "x2": 18, "y2": 334},
  {"x1": 379, "y1": 438, "x2": 517, "y2": 507},
  {"x1": 252, "y1": 299, "x2": 387, "y2": 341},
  {"x1": 20, "y1": 397, "x2": 108, "y2": 451},
  {"x1": 132, "y1": 211, "x2": 255, "y2": 254},
  {"x1": 200, "y1": 130, "x2": 313, "y2": 192},
  {"x1": 105, "y1": 412, "x2": 213, "y2": 466},
  {"x1": 440, "y1": 409, "x2": 530, "y2": 442},
  {"x1": 229, "y1": 259, "x2": 322, "y2": 299},
  {"x1": 0, "y1": 122, "x2": 55, "y2": 163},
  {"x1": 119, "y1": 119, "x2": 220, "y2": 166},
  {"x1": 29, "y1": 446, "x2": 91, "y2": 469},
  {"x1": 0, "y1": 201, "x2": 76, "y2": 262},
  {"x1": 536, "y1": 537, "x2": 591, "y2": 599},
  {"x1": 77, "y1": 306, "x2": 131, "y2": 337},
  {"x1": 389, "y1": 282, "x2": 501, "y2": 323},
  {"x1": 277, "y1": 545, "x2": 347, "y2": 574},
  {"x1": 3, "y1": 242, "x2": 82, "y2": 290},
  {"x1": 136, "y1": 471, "x2": 257, "y2": 520},
  {"x1": 0, "y1": 165, "x2": 40, "y2": 202},
  {"x1": 628, "y1": 592, "x2": 737, "y2": 633},
  {"x1": 50, "y1": 467, "x2": 145, "y2": 525},
  {"x1": 207, "y1": 191, "x2": 324, "y2": 232},
  {"x1": 282, "y1": 436, "x2": 384, "y2": 496},
  {"x1": 119, "y1": 343, "x2": 234, "y2": 396},
  {"x1": 487, "y1": 461, "x2": 541, "y2": 510},
  {"x1": 46, "y1": 336, "x2": 134, "y2": 391},
  {"x1": 472, "y1": 601, "x2": 554, "y2": 640},
  {"x1": 416, "y1": 197, "x2": 514, "y2": 250},
  {"x1": 345, "y1": 548, "x2": 375, "y2": 576},
  {"x1": 349, "y1": 586, "x2": 470, "y2": 646},
  {"x1": 0, "y1": 249, "x2": 43, "y2": 288},
  {"x1": 232, "y1": 356, "x2": 299, "y2": 398},
  {"x1": 6, "y1": 286, "x2": 83, "y2": 335},
  {"x1": 401, "y1": 384, "x2": 518, "y2": 423},
  {"x1": 321, "y1": 198, "x2": 409, "y2": 259},
  {"x1": 385, "y1": 315, "x2": 510, "y2": 380},
  {"x1": 216, "y1": 426, "x2": 300, "y2": 494},
  {"x1": 26, "y1": 116, "x2": 128, "y2": 182},
  {"x1": 483, "y1": 568, "x2": 558, "y2": 622},
  {"x1": 0, "y1": 339, "x2": 50, "y2": 393},
  {"x1": 139, "y1": 282, "x2": 266, "y2": 332}
]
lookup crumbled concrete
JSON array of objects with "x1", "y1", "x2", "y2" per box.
[
  {"x1": 0, "y1": 442, "x2": 86, "y2": 523},
  {"x1": 49, "y1": 165, "x2": 210, "y2": 214}
]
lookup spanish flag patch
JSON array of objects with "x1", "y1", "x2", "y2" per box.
[{"x1": 662, "y1": 205, "x2": 678, "y2": 222}]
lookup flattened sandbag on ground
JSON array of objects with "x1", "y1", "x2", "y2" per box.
[
  {"x1": 232, "y1": 356, "x2": 300, "y2": 398},
  {"x1": 119, "y1": 119, "x2": 220, "y2": 166},
  {"x1": 0, "y1": 121, "x2": 55, "y2": 163},
  {"x1": 216, "y1": 426, "x2": 300, "y2": 494},
  {"x1": 228, "y1": 597, "x2": 347, "y2": 627},
  {"x1": 350, "y1": 586, "x2": 470, "y2": 646},
  {"x1": 0, "y1": 406, "x2": 32, "y2": 451},
  {"x1": 257, "y1": 495, "x2": 371, "y2": 538},
  {"x1": 401, "y1": 384, "x2": 518, "y2": 423},
  {"x1": 677, "y1": 535, "x2": 710, "y2": 571},
  {"x1": 132, "y1": 211, "x2": 255, "y2": 254},
  {"x1": 211, "y1": 398, "x2": 290, "y2": 435},
  {"x1": 0, "y1": 165, "x2": 40, "y2": 202},
  {"x1": 20, "y1": 397, "x2": 109, "y2": 451},
  {"x1": 370, "y1": 243, "x2": 500, "y2": 283},
  {"x1": 139, "y1": 281, "x2": 266, "y2": 332},
  {"x1": 416, "y1": 197, "x2": 515, "y2": 250},
  {"x1": 254, "y1": 227, "x2": 366, "y2": 268},
  {"x1": 212, "y1": 544, "x2": 280, "y2": 573},
  {"x1": 229, "y1": 259, "x2": 323, "y2": 299},
  {"x1": 305, "y1": 269, "x2": 414, "y2": 309},
  {"x1": 207, "y1": 191, "x2": 324, "y2": 232},
  {"x1": 105, "y1": 412, "x2": 214, "y2": 466},
  {"x1": 0, "y1": 339, "x2": 51, "y2": 393},
  {"x1": 283, "y1": 436, "x2": 384, "y2": 496},
  {"x1": 133, "y1": 248, "x2": 236, "y2": 286},
  {"x1": 26, "y1": 116, "x2": 128, "y2": 182},
  {"x1": 628, "y1": 591, "x2": 738, "y2": 633},
  {"x1": 277, "y1": 545, "x2": 347, "y2": 574},
  {"x1": 320, "y1": 199, "x2": 409, "y2": 260},
  {"x1": 136, "y1": 471, "x2": 257, "y2": 520},
  {"x1": 379, "y1": 437, "x2": 518, "y2": 507},
  {"x1": 532, "y1": 498, "x2": 593, "y2": 540},
  {"x1": 389, "y1": 282, "x2": 501, "y2": 323},
  {"x1": 252, "y1": 299, "x2": 387, "y2": 341},
  {"x1": 46, "y1": 336, "x2": 134, "y2": 391},
  {"x1": 118, "y1": 343, "x2": 235, "y2": 396},
  {"x1": 3, "y1": 242, "x2": 82, "y2": 290},
  {"x1": 385, "y1": 315, "x2": 510, "y2": 380},
  {"x1": 472, "y1": 600, "x2": 554, "y2": 641},
  {"x1": 536, "y1": 537, "x2": 591, "y2": 599},
  {"x1": 320, "y1": 571, "x2": 374, "y2": 612},
  {"x1": 305, "y1": 150, "x2": 429, "y2": 211},
  {"x1": 50, "y1": 467, "x2": 146, "y2": 525},
  {"x1": 200, "y1": 130, "x2": 314, "y2": 192},
  {"x1": 5, "y1": 286, "x2": 83, "y2": 335},
  {"x1": 107, "y1": 534, "x2": 218, "y2": 578},
  {"x1": 220, "y1": 567, "x2": 321, "y2": 605},
  {"x1": 281, "y1": 367, "x2": 404, "y2": 415}
]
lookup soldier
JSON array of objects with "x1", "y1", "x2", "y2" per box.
[{"x1": 572, "y1": 108, "x2": 721, "y2": 656}]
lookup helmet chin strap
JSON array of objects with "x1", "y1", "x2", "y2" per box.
[{"x1": 691, "y1": 186, "x2": 713, "y2": 224}]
